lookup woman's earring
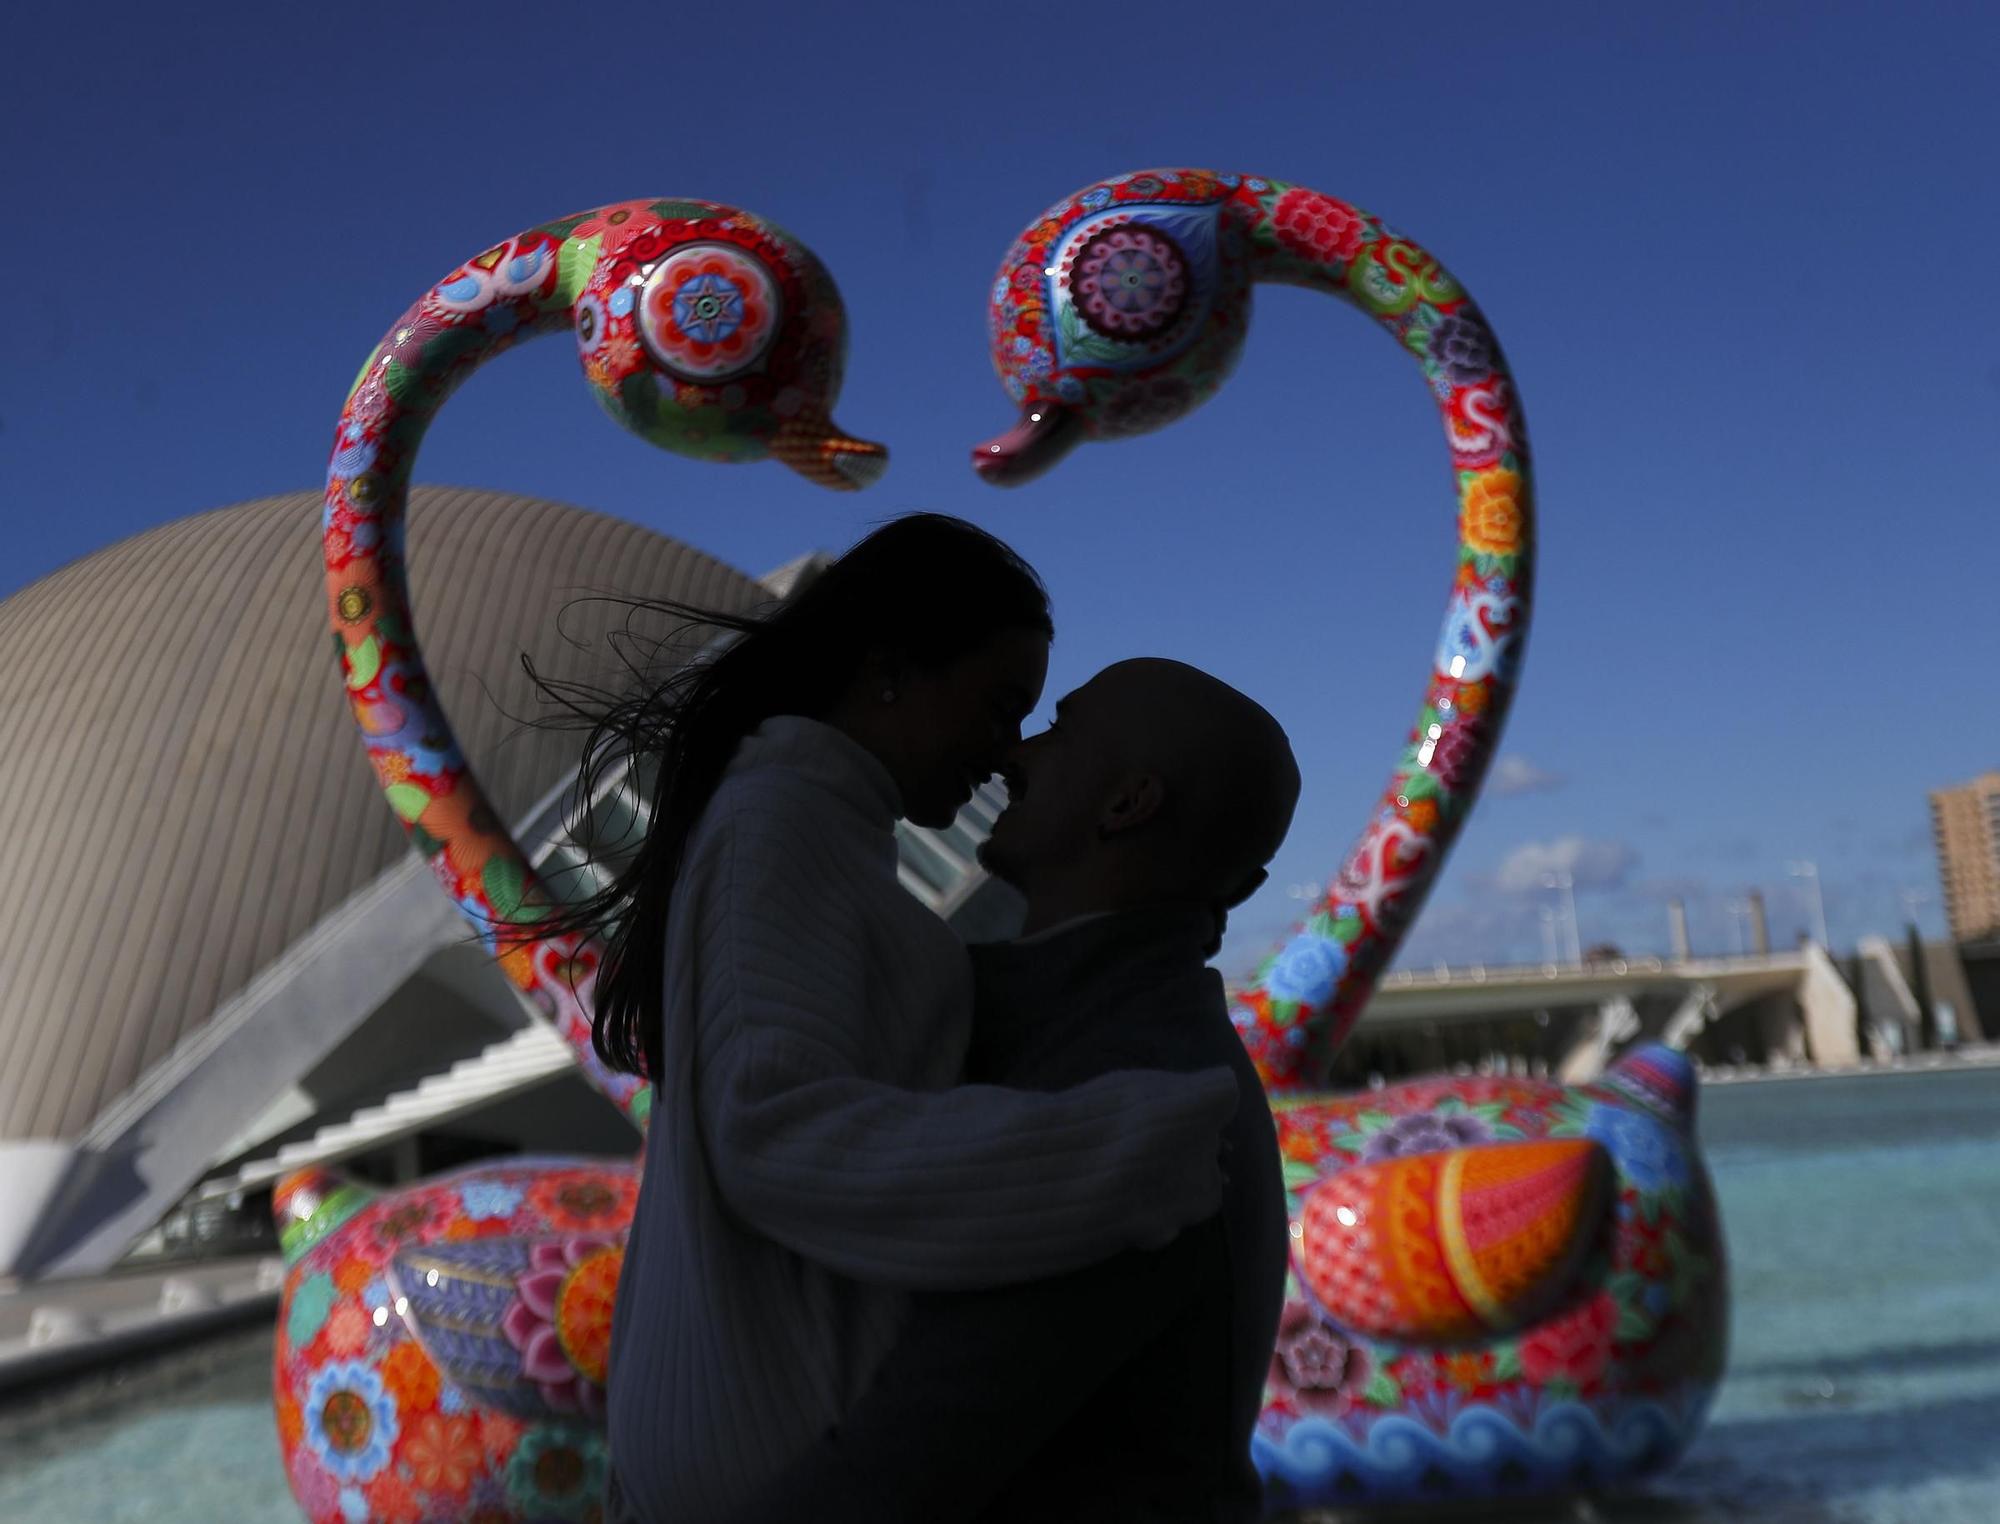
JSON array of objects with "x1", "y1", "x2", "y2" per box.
[{"x1": 880, "y1": 688, "x2": 898, "y2": 704}]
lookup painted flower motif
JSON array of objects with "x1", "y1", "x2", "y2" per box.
[
  {"x1": 415, "y1": 784, "x2": 506, "y2": 885},
  {"x1": 334, "y1": 1256, "x2": 375, "y2": 1299},
  {"x1": 1359, "y1": 1106, "x2": 1495, "y2": 1162},
  {"x1": 639, "y1": 243, "x2": 778, "y2": 382},
  {"x1": 346, "y1": 370, "x2": 392, "y2": 430},
  {"x1": 528, "y1": 1173, "x2": 638, "y2": 1233},
  {"x1": 349, "y1": 1194, "x2": 443, "y2": 1268},
  {"x1": 1428, "y1": 720, "x2": 1487, "y2": 792},
  {"x1": 1080, "y1": 186, "x2": 1113, "y2": 210},
  {"x1": 567, "y1": 202, "x2": 656, "y2": 248},
  {"x1": 304, "y1": 1358, "x2": 399, "y2": 1484},
  {"x1": 288, "y1": 1445, "x2": 341, "y2": 1519},
  {"x1": 1071, "y1": 225, "x2": 1188, "y2": 339},
  {"x1": 322, "y1": 1299, "x2": 371, "y2": 1358},
  {"x1": 385, "y1": 313, "x2": 445, "y2": 365},
  {"x1": 1460, "y1": 467, "x2": 1525, "y2": 556},
  {"x1": 1519, "y1": 1290, "x2": 1618, "y2": 1387},
  {"x1": 364, "y1": 1468, "x2": 423, "y2": 1524},
  {"x1": 334, "y1": 585, "x2": 372, "y2": 626},
  {"x1": 403, "y1": 1410, "x2": 483, "y2": 1494},
  {"x1": 287, "y1": 1271, "x2": 337, "y2": 1350},
  {"x1": 329, "y1": 431, "x2": 379, "y2": 483},
  {"x1": 1441, "y1": 1351, "x2": 1494, "y2": 1391},
  {"x1": 381, "y1": 1337, "x2": 440, "y2": 1413},
  {"x1": 1266, "y1": 1300, "x2": 1372, "y2": 1416},
  {"x1": 503, "y1": 1236, "x2": 621, "y2": 1416},
  {"x1": 1265, "y1": 932, "x2": 1347, "y2": 1007},
  {"x1": 1429, "y1": 308, "x2": 1496, "y2": 385},
  {"x1": 1270, "y1": 188, "x2": 1367, "y2": 265},
  {"x1": 1586, "y1": 1105, "x2": 1690, "y2": 1193},
  {"x1": 477, "y1": 1409, "x2": 525, "y2": 1462},
  {"x1": 506, "y1": 1426, "x2": 609, "y2": 1520},
  {"x1": 459, "y1": 1180, "x2": 524, "y2": 1222}
]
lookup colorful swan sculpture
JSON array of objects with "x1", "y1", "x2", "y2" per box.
[
  {"x1": 976, "y1": 167, "x2": 1726, "y2": 1508},
  {"x1": 274, "y1": 177, "x2": 1726, "y2": 1524},
  {"x1": 281, "y1": 199, "x2": 878, "y2": 1523}
]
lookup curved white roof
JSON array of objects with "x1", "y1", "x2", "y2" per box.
[{"x1": 0, "y1": 488, "x2": 762, "y2": 1143}]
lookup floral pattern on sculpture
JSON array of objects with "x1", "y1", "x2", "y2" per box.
[
  {"x1": 304, "y1": 1360, "x2": 400, "y2": 1485},
  {"x1": 1519, "y1": 1291, "x2": 1620, "y2": 1388},
  {"x1": 1265, "y1": 932, "x2": 1348, "y2": 1008},
  {"x1": 1257, "y1": 1046, "x2": 1726, "y2": 1508},
  {"x1": 1267, "y1": 1301, "x2": 1373, "y2": 1417},
  {"x1": 502, "y1": 1237, "x2": 620, "y2": 1417}
]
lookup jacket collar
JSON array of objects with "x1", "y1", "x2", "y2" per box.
[{"x1": 727, "y1": 715, "x2": 903, "y2": 828}]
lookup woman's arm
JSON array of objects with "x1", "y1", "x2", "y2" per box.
[{"x1": 688, "y1": 790, "x2": 1235, "y2": 1290}]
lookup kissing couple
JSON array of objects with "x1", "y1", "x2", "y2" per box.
[{"x1": 568, "y1": 513, "x2": 1300, "y2": 1521}]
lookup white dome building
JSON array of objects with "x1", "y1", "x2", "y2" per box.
[{"x1": 0, "y1": 488, "x2": 1018, "y2": 1281}]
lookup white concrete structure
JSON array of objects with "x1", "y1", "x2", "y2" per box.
[
  {"x1": 1340, "y1": 943, "x2": 1875, "y2": 1083},
  {"x1": 0, "y1": 490, "x2": 1021, "y2": 1283}
]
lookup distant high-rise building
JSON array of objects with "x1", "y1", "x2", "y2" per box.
[{"x1": 1930, "y1": 772, "x2": 2000, "y2": 942}]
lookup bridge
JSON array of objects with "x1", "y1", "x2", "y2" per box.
[{"x1": 1328, "y1": 935, "x2": 1982, "y2": 1086}]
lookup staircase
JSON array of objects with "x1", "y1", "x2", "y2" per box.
[{"x1": 192, "y1": 764, "x2": 1013, "y2": 1202}]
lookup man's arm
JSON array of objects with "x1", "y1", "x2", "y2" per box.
[
  {"x1": 726, "y1": 1221, "x2": 1221, "y2": 1524},
  {"x1": 689, "y1": 789, "x2": 1237, "y2": 1289}
]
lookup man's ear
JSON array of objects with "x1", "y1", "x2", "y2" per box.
[{"x1": 1097, "y1": 771, "x2": 1166, "y2": 839}]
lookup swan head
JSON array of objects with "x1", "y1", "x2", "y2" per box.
[
  {"x1": 568, "y1": 199, "x2": 886, "y2": 490},
  {"x1": 972, "y1": 170, "x2": 1254, "y2": 487}
]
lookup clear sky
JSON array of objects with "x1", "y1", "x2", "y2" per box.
[{"x1": 2, "y1": 0, "x2": 1994, "y2": 976}]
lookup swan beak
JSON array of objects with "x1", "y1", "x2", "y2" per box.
[
  {"x1": 971, "y1": 404, "x2": 1080, "y2": 488},
  {"x1": 774, "y1": 418, "x2": 889, "y2": 491}
]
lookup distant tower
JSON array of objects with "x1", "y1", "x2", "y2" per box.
[
  {"x1": 1746, "y1": 890, "x2": 1771, "y2": 956},
  {"x1": 1930, "y1": 772, "x2": 2000, "y2": 942},
  {"x1": 1668, "y1": 899, "x2": 1692, "y2": 962}
]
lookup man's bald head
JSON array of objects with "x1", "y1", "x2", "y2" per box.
[{"x1": 1079, "y1": 658, "x2": 1301, "y2": 906}]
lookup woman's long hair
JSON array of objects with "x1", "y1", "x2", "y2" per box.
[{"x1": 529, "y1": 513, "x2": 1053, "y2": 1081}]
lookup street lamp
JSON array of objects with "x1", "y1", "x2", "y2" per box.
[
  {"x1": 1541, "y1": 869, "x2": 1581, "y2": 966},
  {"x1": 1539, "y1": 905, "x2": 1560, "y2": 968},
  {"x1": 1786, "y1": 860, "x2": 1830, "y2": 949}
]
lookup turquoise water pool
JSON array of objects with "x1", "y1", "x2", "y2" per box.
[{"x1": 5, "y1": 1066, "x2": 1999, "y2": 1522}]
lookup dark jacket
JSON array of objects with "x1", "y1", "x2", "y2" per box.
[{"x1": 728, "y1": 906, "x2": 1287, "y2": 1522}]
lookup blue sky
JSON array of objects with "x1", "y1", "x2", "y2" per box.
[{"x1": 2, "y1": 1, "x2": 1994, "y2": 976}]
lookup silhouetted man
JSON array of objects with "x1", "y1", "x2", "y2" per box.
[{"x1": 729, "y1": 658, "x2": 1301, "y2": 1522}]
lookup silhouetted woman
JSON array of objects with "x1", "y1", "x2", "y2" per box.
[{"x1": 546, "y1": 514, "x2": 1236, "y2": 1520}]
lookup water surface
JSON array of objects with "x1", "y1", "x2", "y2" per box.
[{"x1": 4, "y1": 1067, "x2": 1998, "y2": 1522}]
